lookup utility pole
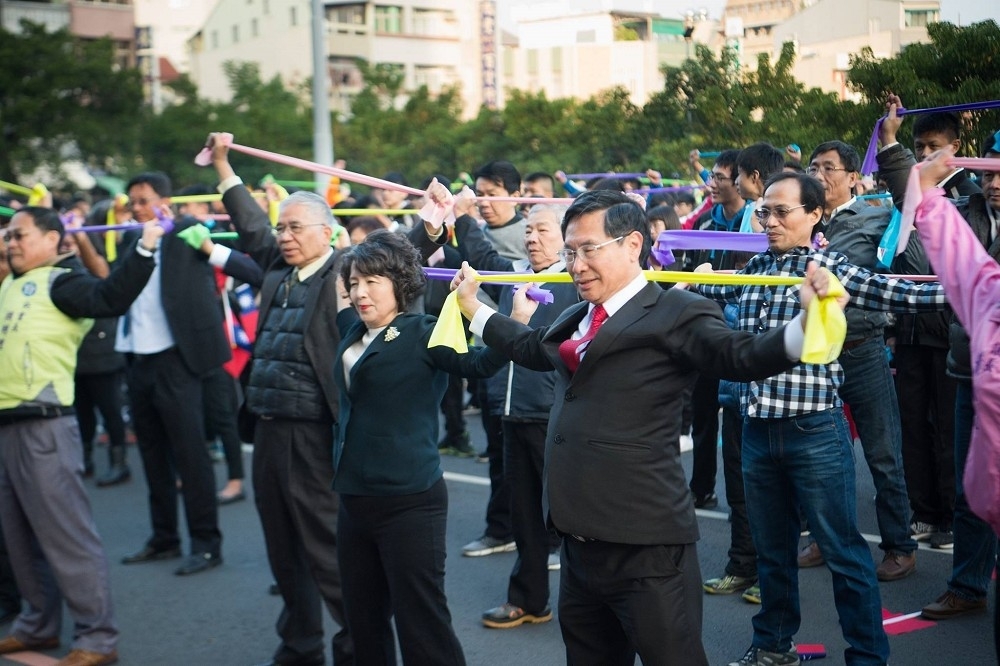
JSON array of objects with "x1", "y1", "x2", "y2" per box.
[{"x1": 311, "y1": 0, "x2": 333, "y2": 192}]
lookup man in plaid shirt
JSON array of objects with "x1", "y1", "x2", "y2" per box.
[{"x1": 696, "y1": 172, "x2": 948, "y2": 666}]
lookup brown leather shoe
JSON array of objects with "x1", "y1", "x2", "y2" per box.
[
  {"x1": 0, "y1": 635, "x2": 60, "y2": 654},
  {"x1": 921, "y1": 590, "x2": 987, "y2": 620},
  {"x1": 876, "y1": 551, "x2": 916, "y2": 581},
  {"x1": 797, "y1": 541, "x2": 825, "y2": 568},
  {"x1": 55, "y1": 649, "x2": 119, "y2": 666}
]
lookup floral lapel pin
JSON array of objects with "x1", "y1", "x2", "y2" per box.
[{"x1": 384, "y1": 326, "x2": 400, "y2": 342}]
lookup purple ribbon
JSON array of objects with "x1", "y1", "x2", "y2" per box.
[
  {"x1": 422, "y1": 267, "x2": 554, "y2": 305},
  {"x1": 861, "y1": 99, "x2": 1000, "y2": 175},
  {"x1": 651, "y1": 230, "x2": 767, "y2": 266},
  {"x1": 565, "y1": 172, "x2": 647, "y2": 180},
  {"x1": 637, "y1": 185, "x2": 707, "y2": 194}
]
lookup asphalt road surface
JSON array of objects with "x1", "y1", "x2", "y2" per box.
[{"x1": 1, "y1": 419, "x2": 995, "y2": 665}]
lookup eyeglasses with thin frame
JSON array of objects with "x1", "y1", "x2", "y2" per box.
[
  {"x1": 558, "y1": 235, "x2": 625, "y2": 264},
  {"x1": 806, "y1": 164, "x2": 851, "y2": 176},
  {"x1": 272, "y1": 222, "x2": 328, "y2": 237},
  {"x1": 754, "y1": 205, "x2": 807, "y2": 221},
  {"x1": 708, "y1": 172, "x2": 734, "y2": 183}
]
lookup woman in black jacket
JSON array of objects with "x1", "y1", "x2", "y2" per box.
[{"x1": 332, "y1": 230, "x2": 513, "y2": 665}]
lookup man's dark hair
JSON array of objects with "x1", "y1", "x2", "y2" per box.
[
  {"x1": 590, "y1": 177, "x2": 625, "y2": 192},
  {"x1": 420, "y1": 174, "x2": 452, "y2": 192},
  {"x1": 524, "y1": 171, "x2": 554, "y2": 187},
  {"x1": 562, "y1": 190, "x2": 650, "y2": 265},
  {"x1": 381, "y1": 171, "x2": 408, "y2": 187},
  {"x1": 736, "y1": 143, "x2": 785, "y2": 182},
  {"x1": 980, "y1": 129, "x2": 1000, "y2": 157},
  {"x1": 913, "y1": 112, "x2": 961, "y2": 141},
  {"x1": 674, "y1": 191, "x2": 697, "y2": 206},
  {"x1": 126, "y1": 172, "x2": 172, "y2": 198},
  {"x1": 473, "y1": 161, "x2": 521, "y2": 195},
  {"x1": 784, "y1": 160, "x2": 805, "y2": 173},
  {"x1": 177, "y1": 183, "x2": 214, "y2": 197},
  {"x1": 808, "y1": 141, "x2": 862, "y2": 173},
  {"x1": 339, "y1": 229, "x2": 426, "y2": 311},
  {"x1": 18, "y1": 206, "x2": 64, "y2": 243},
  {"x1": 647, "y1": 192, "x2": 675, "y2": 208},
  {"x1": 763, "y1": 172, "x2": 826, "y2": 215},
  {"x1": 713, "y1": 149, "x2": 742, "y2": 172},
  {"x1": 344, "y1": 215, "x2": 384, "y2": 239}
]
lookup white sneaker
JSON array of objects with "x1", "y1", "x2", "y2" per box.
[
  {"x1": 462, "y1": 536, "x2": 516, "y2": 557},
  {"x1": 547, "y1": 552, "x2": 561, "y2": 571}
]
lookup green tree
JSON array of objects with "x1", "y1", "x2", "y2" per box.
[
  {"x1": 138, "y1": 63, "x2": 313, "y2": 188},
  {"x1": 848, "y1": 20, "x2": 1000, "y2": 155},
  {"x1": 0, "y1": 21, "x2": 143, "y2": 184}
]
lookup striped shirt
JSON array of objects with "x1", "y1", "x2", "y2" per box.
[{"x1": 697, "y1": 247, "x2": 947, "y2": 418}]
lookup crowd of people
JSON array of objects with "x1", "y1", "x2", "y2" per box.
[{"x1": 0, "y1": 93, "x2": 997, "y2": 666}]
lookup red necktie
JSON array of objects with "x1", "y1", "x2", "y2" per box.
[{"x1": 558, "y1": 304, "x2": 608, "y2": 373}]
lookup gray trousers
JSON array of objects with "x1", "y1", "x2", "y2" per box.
[{"x1": 0, "y1": 416, "x2": 118, "y2": 653}]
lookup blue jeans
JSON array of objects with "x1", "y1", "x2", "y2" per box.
[
  {"x1": 743, "y1": 409, "x2": 889, "y2": 666},
  {"x1": 838, "y1": 337, "x2": 916, "y2": 554},
  {"x1": 948, "y1": 380, "x2": 998, "y2": 601}
]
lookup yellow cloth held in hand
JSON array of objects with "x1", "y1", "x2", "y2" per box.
[
  {"x1": 104, "y1": 195, "x2": 128, "y2": 263},
  {"x1": 800, "y1": 267, "x2": 846, "y2": 364},
  {"x1": 427, "y1": 291, "x2": 469, "y2": 353},
  {"x1": 27, "y1": 183, "x2": 49, "y2": 206},
  {"x1": 268, "y1": 183, "x2": 290, "y2": 226}
]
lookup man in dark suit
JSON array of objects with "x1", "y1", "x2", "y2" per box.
[
  {"x1": 117, "y1": 172, "x2": 228, "y2": 576},
  {"x1": 452, "y1": 190, "x2": 840, "y2": 665}
]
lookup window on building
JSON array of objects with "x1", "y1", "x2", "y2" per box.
[
  {"x1": 375, "y1": 5, "x2": 402, "y2": 33},
  {"x1": 211, "y1": 30, "x2": 218, "y2": 48},
  {"x1": 503, "y1": 49, "x2": 514, "y2": 76},
  {"x1": 251, "y1": 18, "x2": 258, "y2": 37},
  {"x1": 329, "y1": 4, "x2": 365, "y2": 25},
  {"x1": 232, "y1": 24, "x2": 239, "y2": 43},
  {"x1": 263, "y1": 0, "x2": 269, "y2": 13},
  {"x1": 526, "y1": 49, "x2": 538, "y2": 75},
  {"x1": 290, "y1": 6, "x2": 297, "y2": 26},
  {"x1": 551, "y1": 47, "x2": 562, "y2": 72},
  {"x1": 577, "y1": 29, "x2": 596, "y2": 43},
  {"x1": 904, "y1": 9, "x2": 939, "y2": 27}
]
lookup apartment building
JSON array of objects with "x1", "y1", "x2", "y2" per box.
[
  {"x1": 0, "y1": 0, "x2": 136, "y2": 67},
  {"x1": 187, "y1": 0, "x2": 484, "y2": 117},
  {"x1": 499, "y1": 9, "x2": 720, "y2": 108}
]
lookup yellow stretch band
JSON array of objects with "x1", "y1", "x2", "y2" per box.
[{"x1": 474, "y1": 271, "x2": 803, "y2": 287}]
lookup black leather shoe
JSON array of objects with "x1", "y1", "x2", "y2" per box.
[
  {"x1": 121, "y1": 544, "x2": 181, "y2": 564},
  {"x1": 251, "y1": 654, "x2": 324, "y2": 666},
  {"x1": 96, "y1": 464, "x2": 131, "y2": 487},
  {"x1": 175, "y1": 552, "x2": 222, "y2": 576},
  {"x1": 217, "y1": 489, "x2": 246, "y2": 505}
]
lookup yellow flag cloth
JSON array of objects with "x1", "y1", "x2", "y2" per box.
[
  {"x1": 800, "y1": 268, "x2": 846, "y2": 364},
  {"x1": 104, "y1": 194, "x2": 127, "y2": 263},
  {"x1": 268, "y1": 184, "x2": 290, "y2": 226},
  {"x1": 427, "y1": 291, "x2": 469, "y2": 353},
  {"x1": 27, "y1": 183, "x2": 49, "y2": 205}
]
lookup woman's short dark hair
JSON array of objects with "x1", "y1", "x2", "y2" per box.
[{"x1": 340, "y1": 229, "x2": 426, "y2": 311}]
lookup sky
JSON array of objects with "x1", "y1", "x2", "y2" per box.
[{"x1": 495, "y1": 0, "x2": 998, "y2": 28}]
